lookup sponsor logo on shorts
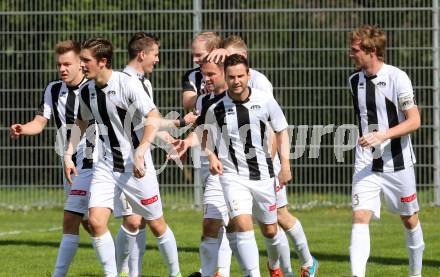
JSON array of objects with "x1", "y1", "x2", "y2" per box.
[
  {"x1": 140, "y1": 195, "x2": 158, "y2": 205},
  {"x1": 401, "y1": 193, "x2": 417, "y2": 203},
  {"x1": 268, "y1": 203, "x2": 277, "y2": 212},
  {"x1": 69, "y1": 190, "x2": 87, "y2": 196}
]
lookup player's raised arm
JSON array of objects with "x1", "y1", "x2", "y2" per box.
[{"x1": 10, "y1": 115, "x2": 48, "y2": 139}]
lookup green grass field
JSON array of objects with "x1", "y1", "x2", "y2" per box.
[{"x1": 0, "y1": 207, "x2": 439, "y2": 277}]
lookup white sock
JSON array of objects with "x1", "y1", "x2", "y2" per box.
[
  {"x1": 263, "y1": 228, "x2": 282, "y2": 270},
  {"x1": 236, "y1": 231, "x2": 260, "y2": 276},
  {"x1": 277, "y1": 228, "x2": 294, "y2": 276},
  {"x1": 226, "y1": 232, "x2": 245, "y2": 270},
  {"x1": 285, "y1": 220, "x2": 313, "y2": 267},
  {"x1": 92, "y1": 231, "x2": 117, "y2": 277},
  {"x1": 217, "y1": 228, "x2": 232, "y2": 277},
  {"x1": 405, "y1": 222, "x2": 424, "y2": 276},
  {"x1": 156, "y1": 226, "x2": 180, "y2": 276},
  {"x1": 115, "y1": 225, "x2": 138, "y2": 274},
  {"x1": 200, "y1": 236, "x2": 220, "y2": 277},
  {"x1": 129, "y1": 228, "x2": 146, "y2": 277},
  {"x1": 350, "y1": 224, "x2": 370, "y2": 277},
  {"x1": 52, "y1": 234, "x2": 80, "y2": 277}
]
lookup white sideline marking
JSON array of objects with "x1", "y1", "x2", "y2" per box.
[{"x1": 0, "y1": 226, "x2": 61, "y2": 237}]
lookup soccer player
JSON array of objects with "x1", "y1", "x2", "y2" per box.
[
  {"x1": 201, "y1": 54, "x2": 290, "y2": 276},
  {"x1": 181, "y1": 31, "x2": 222, "y2": 110},
  {"x1": 115, "y1": 32, "x2": 194, "y2": 277},
  {"x1": 181, "y1": 58, "x2": 231, "y2": 277},
  {"x1": 9, "y1": 40, "x2": 95, "y2": 277},
  {"x1": 64, "y1": 37, "x2": 181, "y2": 277},
  {"x1": 208, "y1": 35, "x2": 319, "y2": 277},
  {"x1": 348, "y1": 25, "x2": 424, "y2": 277}
]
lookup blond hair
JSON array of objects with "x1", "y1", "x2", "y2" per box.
[
  {"x1": 221, "y1": 35, "x2": 247, "y2": 52},
  {"x1": 193, "y1": 31, "x2": 221, "y2": 52},
  {"x1": 349, "y1": 25, "x2": 387, "y2": 61}
]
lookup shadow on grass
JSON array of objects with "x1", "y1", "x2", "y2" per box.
[{"x1": 1, "y1": 239, "x2": 439, "y2": 268}]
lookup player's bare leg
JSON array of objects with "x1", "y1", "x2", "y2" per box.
[
  {"x1": 400, "y1": 213, "x2": 424, "y2": 277},
  {"x1": 277, "y1": 206, "x2": 318, "y2": 276}
]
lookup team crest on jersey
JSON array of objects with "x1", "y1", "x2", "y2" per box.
[
  {"x1": 90, "y1": 91, "x2": 96, "y2": 99},
  {"x1": 359, "y1": 82, "x2": 365, "y2": 88},
  {"x1": 250, "y1": 104, "x2": 261, "y2": 111},
  {"x1": 377, "y1": 81, "x2": 386, "y2": 87},
  {"x1": 107, "y1": 90, "x2": 116, "y2": 96},
  {"x1": 61, "y1": 90, "x2": 67, "y2": 95},
  {"x1": 227, "y1": 108, "x2": 235, "y2": 115}
]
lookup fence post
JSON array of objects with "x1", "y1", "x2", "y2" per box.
[
  {"x1": 192, "y1": 0, "x2": 203, "y2": 208},
  {"x1": 432, "y1": 0, "x2": 440, "y2": 206}
]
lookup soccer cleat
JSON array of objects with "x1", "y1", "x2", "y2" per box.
[
  {"x1": 187, "y1": 272, "x2": 201, "y2": 277},
  {"x1": 118, "y1": 273, "x2": 129, "y2": 277},
  {"x1": 268, "y1": 262, "x2": 284, "y2": 277},
  {"x1": 300, "y1": 256, "x2": 319, "y2": 277},
  {"x1": 214, "y1": 272, "x2": 225, "y2": 277}
]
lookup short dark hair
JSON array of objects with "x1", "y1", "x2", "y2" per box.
[
  {"x1": 128, "y1": 32, "x2": 160, "y2": 60},
  {"x1": 81, "y1": 37, "x2": 114, "y2": 68},
  {"x1": 54, "y1": 40, "x2": 81, "y2": 55},
  {"x1": 224, "y1": 54, "x2": 249, "y2": 72}
]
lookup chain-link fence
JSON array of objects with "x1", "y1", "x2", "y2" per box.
[{"x1": 1, "y1": 0, "x2": 439, "y2": 209}]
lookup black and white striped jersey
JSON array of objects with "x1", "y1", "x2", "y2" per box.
[
  {"x1": 122, "y1": 66, "x2": 156, "y2": 173},
  {"x1": 348, "y1": 64, "x2": 416, "y2": 172},
  {"x1": 123, "y1": 66, "x2": 154, "y2": 102},
  {"x1": 194, "y1": 91, "x2": 227, "y2": 173},
  {"x1": 78, "y1": 71, "x2": 156, "y2": 173},
  {"x1": 182, "y1": 67, "x2": 205, "y2": 95},
  {"x1": 37, "y1": 78, "x2": 96, "y2": 170},
  {"x1": 202, "y1": 88, "x2": 288, "y2": 180}
]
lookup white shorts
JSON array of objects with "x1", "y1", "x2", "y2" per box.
[
  {"x1": 220, "y1": 174, "x2": 277, "y2": 224},
  {"x1": 89, "y1": 161, "x2": 163, "y2": 221},
  {"x1": 352, "y1": 165, "x2": 419, "y2": 219},
  {"x1": 275, "y1": 177, "x2": 288, "y2": 208},
  {"x1": 64, "y1": 168, "x2": 93, "y2": 217},
  {"x1": 202, "y1": 173, "x2": 229, "y2": 226}
]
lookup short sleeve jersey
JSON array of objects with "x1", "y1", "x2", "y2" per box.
[
  {"x1": 79, "y1": 71, "x2": 156, "y2": 173},
  {"x1": 348, "y1": 63, "x2": 416, "y2": 172}
]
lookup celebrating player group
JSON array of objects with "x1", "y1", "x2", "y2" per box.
[{"x1": 9, "y1": 24, "x2": 424, "y2": 277}]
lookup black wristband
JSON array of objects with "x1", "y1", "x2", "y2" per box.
[{"x1": 179, "y1": 117, "x2": 186, "y2": 127}]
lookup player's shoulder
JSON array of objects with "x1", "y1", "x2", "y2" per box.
[
  {"x1": 79, "y1": 79, "x2": 95, "y2": 91},
  {"x1": 207, "y1": 92, "x2": 227, "y2": 109},
  {"x1": 348, "y1": 69, "x2": 362, "y2": 80},
  {"x1": 44, "y1": 79, "x2": 63, "y2": 91},
  {"x1": 383, "y1": 63, "x2": 409, "y2": 79},
  {"x1": 251, "y1": 87, "x2": 274, "y2": 100},
  {"x1": 183, "y1": 67, "x2": 201, "y2": 79},
  {"x1": 250, "y1": 68, "x2": 269, "y2": 80}
]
